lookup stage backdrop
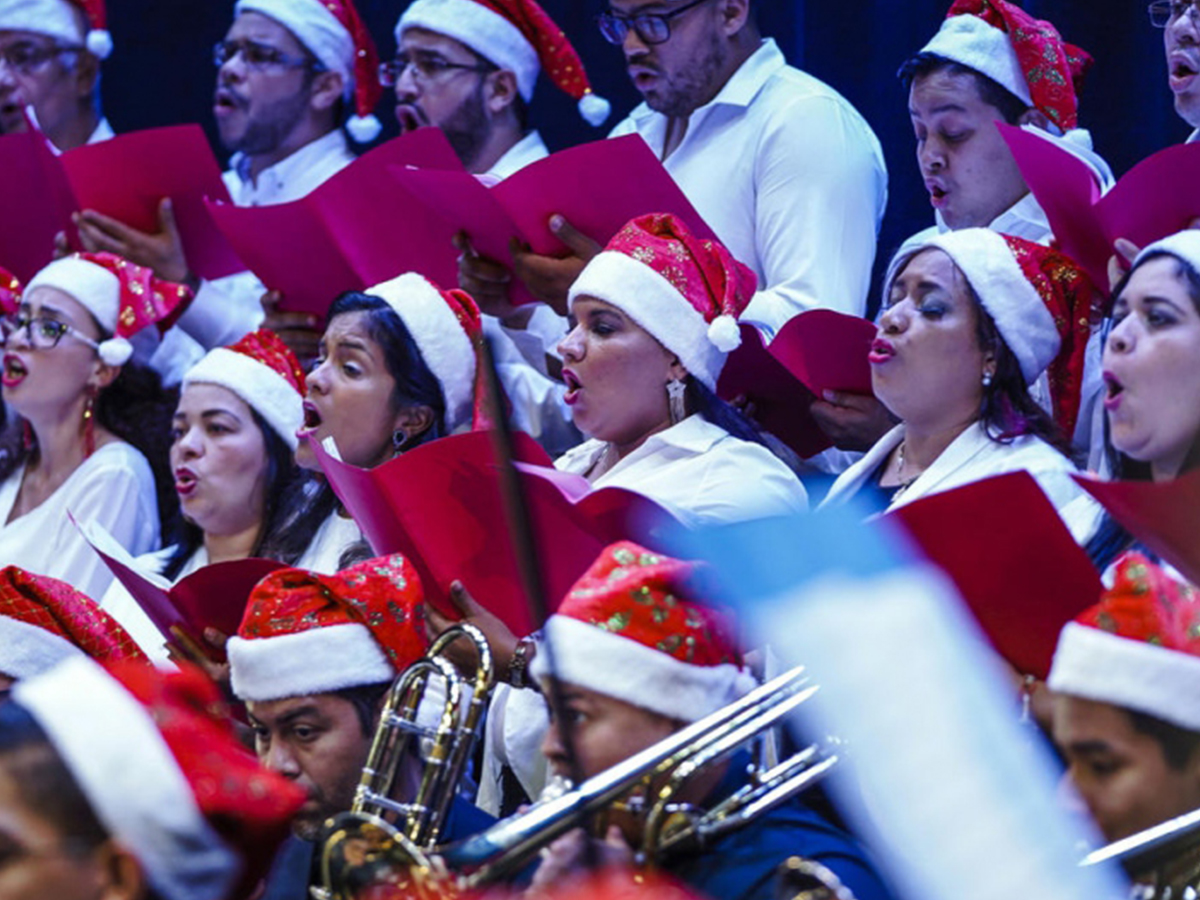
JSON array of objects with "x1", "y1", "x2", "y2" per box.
[{"x1": 102, "y1": 0, "x2": 1182, "y2": 303}]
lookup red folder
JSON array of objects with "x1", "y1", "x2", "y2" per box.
[
  {"x1": 386, "y1": 134, "x2": 717, "y2": 306},
  {"x1": 205, "y1": 128, "x2": 466, "y2": 316},
  {"x1": 0, "y1": 125, "x2": 244, "y2": 283},
  {"x1": 72, "y1": 512, "x2": 282, "y2": 661},
  {"x1": 308, "y1": 431, "x2": 678, "y2": 636},
  {"x1": 1000, "y1": 124, "x2": 1200, "y2": 287},
  {"x1": 886, "y1": 471, "x2": 1102, "y2": 679},
  {"x1": 717, "y1": 311, "x2": 877, "y2": 459},
  {"x1": 1072, "y1": 469, "x2": 1200, "y2": 586}
]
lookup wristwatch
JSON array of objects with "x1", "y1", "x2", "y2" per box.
[{"x1": 507, "y1": 636, "x2": 537, "y2": 690}]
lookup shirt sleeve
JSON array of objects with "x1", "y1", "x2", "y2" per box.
[
  {"x1": 741, "y1": 95, "x2": 888, "y2": 336},
  {"x1": 176, "y1": 271, "x2": 267, "y2": 350},
  {"x1": 58, "y1": 452, "x2": 159, "y2": 601}
]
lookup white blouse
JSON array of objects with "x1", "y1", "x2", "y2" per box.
[
  {"x1": 99, "y1": 546, "x2": 207, "y2": 663},
  {"x1": 294, "y1": 511, "x2": 363, "y2": 574},
  {"x1": 0, "y1": 442, "x2": 159, "y2": 600}
]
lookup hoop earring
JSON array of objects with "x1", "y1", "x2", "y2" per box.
[
  {"x1": 666, "y1": 377, "x2": 687, "y2": 425},
  {"x1": 82, "y1": 389, "x2": 96, "y2": 459},
  {"x1": 392, "y1": 429, "x2": 408, "y2": 454}
]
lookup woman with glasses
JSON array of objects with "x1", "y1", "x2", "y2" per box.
[{"x1": 0, "y1": 253, "x2": 178, "y2": 600}]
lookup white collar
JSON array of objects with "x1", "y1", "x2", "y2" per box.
[{"x1": 231, "y1": 128, "x2": 349, "y2": 193}]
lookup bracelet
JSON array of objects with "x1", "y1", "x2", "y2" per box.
[{"x1": 507, "y1": 637, "x2": 536, "y2": 690}]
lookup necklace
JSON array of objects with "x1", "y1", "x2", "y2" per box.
[{"x1": 894, "y1": 441, "x2": 919, "y2": 490}]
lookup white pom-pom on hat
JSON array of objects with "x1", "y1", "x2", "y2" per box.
[
  {"x1": 707, "y1": 314, "x2": 742, "y2": 353},
  {"x1": 346, "y1": 113, "x2": 382, "y2": 144},
  {"x1": 578, "y1": 92, "x2": 611, "y2": 127},
  {"x1": 86, "y1": 28, "x2": 112, "y2": 59},
  {"x1": 98, "y1": 337, "x2": 132, "y2": 367}
]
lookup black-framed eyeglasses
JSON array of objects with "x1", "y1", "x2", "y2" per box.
[
  {"x1": 1, "y1": 314, "x2": 100, "y2": 351},
  {"x1": 597, "y1": 0, "x2": 713, "y2": 46},
  {"x1": 0, "y1": 41, "x2": 80, "y2": 75},
  {"x1": 213, "y1": 39, "x2": 325, "y2": 73},
  {"x1": 1149, "y1": 0, "x2": 1200, "y2": 26},
  {"x1": 378, "y1": 51, "x2": 494, "y2": 87}
]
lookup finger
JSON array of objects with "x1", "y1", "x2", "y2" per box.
[
  {"x1": 453, "y1": 230, "x2": 477, "y2": 257},
  {"x1": 821, "y1": 389, "x2": 849, "y2": 406},
  {"x1": 78, "y1": 209, "x2": 139, "y2": 243},
  {"x1": 448, "y1": 580, "x2": 482, "y2": 615},
  {"x1": 1107, "y1": 254, "x2": 1128, "y2": 293},
  {"x1": 1114, "y1": 237, "x2": 1140, "y2": 265},
  {"x1": 424, "y1": 598, "x2": 456, "y2": 635},
  {"x1": 157, "y1": 197, "x2": 181, "y2": 240},
  {"x1": 548, "y1": 214, "x2": 601, "y2": 260},
  {"x1": 168, "y1": 625, "x2": 211, "y2": 667},
  {"x1": 508, "y1": 235, "x2": 531, "y2": 262},
  {"x1": 203, "y1": 626, "x2": 229, "y2": 650},
  {"x1": 260, "y1": 289, "x2": 282, "y2": 312}
]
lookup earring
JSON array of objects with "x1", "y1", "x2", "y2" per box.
[
  {"x1": 666, "y1": 377, "x2": 687, "y2": 425},
  {"x1": 982, "y1": 371, "x2": 993, "y2": 388},
  {"x1": 20, "y1": 419, "x2": 33, "y2": 453},
  {"x1": 392, "y1": 429, "x2": 408, "y2": 454},
  {"x1": 82, "y1": 389, "x2": 96, "y2": 459}
]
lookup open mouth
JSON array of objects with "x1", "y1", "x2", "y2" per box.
[
  {"x1": 1172, "y1": 58, "x2": 1199, "y2": 88},
  {"x1": 1103, "y1": 371, "x2": 1125, "y2": 409},
  {"x1": 562, "y1": 369, "x2": 582, "y2": 405},
  {"x1": 300, "y1": 400, "x2": 323, "y2": 432},
  {"x1": 868, "y1": 338, "x2": 895, "y2": 364},
  {"x1": 213, "y1": 89, "x2": 243, "y2": 115},
  {"x1": 174, "y1": 467, "x2": 198, "y2": 496},
  {"x1": 2, "y1": 354, "x2": 27, "y2": 388},
  {"x1": 393, "y1": 104, "x2": 425, "y2": 133}
]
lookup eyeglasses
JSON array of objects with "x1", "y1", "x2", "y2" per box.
[
  {"x1": 213, "y1": 39, "x2": 325, "y2": 73},
  {"x1": 597, "y1": 0, "x2": 713, "y2": 46},
  {"x1": 378, "y1": 51, "x2": 494, "y2": 87},
  {"x1": 1149, "y1": 0, "x2": 1200, "y2": 26},
  {"x1": 0, "y1": 41, "x2": 80, "y2": 75},
  {"x1": 2, "y1": 314, "x2": 100, "y2": 351}
]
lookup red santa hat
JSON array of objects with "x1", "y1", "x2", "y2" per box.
[
  {"x1": 183, "y1": 328, "x2": 306, "y2": 450},
  {"x1": 1048, "y1": 553, "x2": 1200, "y2": 732},
  {"x1": 13, "y1": 658, "x2": 305, "y2": 900},
  {"x1": 228, "y1": 553, "x2": 427, "y2": 703},
  {"x1": 885, "y1": 228, "x2": 1100, "y2": 438},
  {"x1": 530, "y1": 541, "x2": 756, "y2": 722},
  {"x1": 396, "y1": 0, "x2": 611, "y2": 126},
  {"x1": 367, "y1": 272, "x2": 489, "y2": 433},
  {"x1": 567, "y1": 213, "x2": 758, "y2": 390},
  {"x1": 0, "y1": 265, "x2": 20, "y2": 317},
  {"x1": 0, "y1": 0, "x2": 112, "y2": 58},
  {"x1": 0, "y1": 565, "x2": 147, "y2": 680},
  {"x1": 234, "y1": 0, "x2": 383, "y2": 142},
  {"x1": 23, "y1": 252, "x2": 192, "y2": 367},
  {"x1": 919, "y1": 0, "x2": 1092, "y2": 132}
]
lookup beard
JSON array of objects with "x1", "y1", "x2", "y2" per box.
[
  {"x1": 641, "y1": 30, "x2": 728, "y2": 119},
  {"x1": 222, "y1": 87, "x2": 311, "y2": 158},
  {"x1": 440, "y1": 82, "x2": 491, "y2": 171}
]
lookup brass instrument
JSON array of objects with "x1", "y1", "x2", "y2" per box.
[
  {"x1": 312, "y1": 623, "x2": 495, "y2": 900},
  {"x1": 318, "y1": 665, "x2": 837, "y2": 899},
  {"x1": 1081, "y1": 807, "x2": 1200, "y2": 899},
  {"x1": 774, "y1": 857, "x2": 859, "y2": 900}
]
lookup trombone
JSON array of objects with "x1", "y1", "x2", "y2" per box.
[
  {"x1": 317, "y1": 665, "x2": 838, "y2": 899},
  {"x1": 1080, "y1": 806, "x2": 1200, "y2": 899}
]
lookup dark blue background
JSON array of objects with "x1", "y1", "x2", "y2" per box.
[{"x1": 102, "y1": 0, "x2": 1181, "y2": 297}]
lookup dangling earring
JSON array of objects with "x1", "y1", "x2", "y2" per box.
[
  {"x1": 392, "y1": 429, "x2": 408, "y2": 455},
  {"x1": 82, "y1": 389, "x2": 96, "y2": 459},
  {"x1": 982, "y1": 371, "x2": 993, "y2": 388},
  {"x1": 666, "y1": 377, "x2": 687, "y2": 425},
  {"x1": 21, "y1": 419, "x2": 34, "y2": 453}
]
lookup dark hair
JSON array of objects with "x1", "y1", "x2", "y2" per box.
[
  {"x1": 971, "y1": 296, "x2": 1071, "y2": 454},
  {"x1": 329, "y1": 680, "x2": 393, "y2": 737},
  {"x1": 163, "y1": 407, "x2": 311, "y2": 579},
  {"x1": 1129, "y1": 708, "x2": 1200, "y2": 771},
  {"x1": 898, "y1": 52, "x2": 1030, "y2": 125},
  {"x1": 0, "y1": 702, "x2": 110, "y2": 851}
]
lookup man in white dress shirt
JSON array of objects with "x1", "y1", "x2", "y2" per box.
[
  {"x1": 0, "y1": 0, "x2": 113, "y2": 152},
  {"x1": 73, "y1": 0, "x2": 382, "y2": 363},
  {"x1": 1158, "y1": 0, "x2": 1200, "y2": 141}
]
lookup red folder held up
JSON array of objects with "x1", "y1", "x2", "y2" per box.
[
  {"x1": 0, "y1": 125, "x2": 243, "y2": 283},
  {"x1": 308, "y1": 431, "x2": 678, "y2": 636},
  {"x1": 1000, "y1": 124, "x2": 1200, "y2": 287},
  {"x1": 887, "y1": 471, "x2": 1102, "y2": 679},
  {"x1": 72, "y1": 514, "x2": 282, "y2": 662},
  {"x1": 1072, "y1": 468, "x2": 1200, "y2": 587},
  {"x1": 717, "y1": 311, "x2": 877, "y2": 459},
  {"x1": 386, "y1": 134, "x2": 717, "y2": 306},
  {"x1": 205, "y1": 128, "x2": 466, "y2": 317}
]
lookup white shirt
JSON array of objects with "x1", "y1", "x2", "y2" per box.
[
  {"x1": 0, "y1": 442, "x2": 159, "y2": 600},
  {"x1": 100, "y1": 546, "x2": 207, "y2": 663},
  {"x1": 820, "y1": 422, "x2": 1097, "y2": 542},
  {"x1": 177, "y1": 129, "x2": 357, "y2": 351},
  {"x1": 294, "y1": 510, "x2": 362, "y2": 574},
  {"x1": 610, "y1": 39, "x2": 888, "y2": 336},
  {"x1": 484, "y1": 129, "x2": 549, "y2": 181},
  {"x1": 554, "y1": 414, "x2": 808, "y2": 528}
]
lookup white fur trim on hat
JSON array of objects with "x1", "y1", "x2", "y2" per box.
[
  {"x1": 0, "y1": 614, "x2": 83, "y2": 680},
  {"x1": 229, "y1": 622, "x2": 395, "y2": 702},
  {"x1": 920, "y1": 13, "x2": 1033, "y2": 108},
  {"x1": 1048, "y1": 622, "x2": 1200, "y2": 732},
  {"x1": 368, "y1": 272, "x2": 475, "y2": 432},
  {"x1": 0, "y1": 0, "x2": 87, "y2": 48},
  {"x1": 568, "y1": 250, "x2": 727, "y2": 390},
  {"x1": 885, "y1": 229, "x2": 1059, "y2": 384},
  {"x1": 1135, "y1": 230, "x2": 1200, "y2": 276},
  {"x1": 25, "y1": 256, "x2": 120, "y2": 333},
  {"x1": 14, "y1": 657, "x2": 239, "y2": 900},
  {"x1": 236, "y1": 0, "x2": 355, "y2": 94},
  {"x1": 397, "y1": 0, "x2": 540, "y2": 101},
  {"x1": 184, "y1": 347, "x2": 304, "y2": 451},
  {"x1": 530, "y1": 615, "x2": 755, "y2": 723}
]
